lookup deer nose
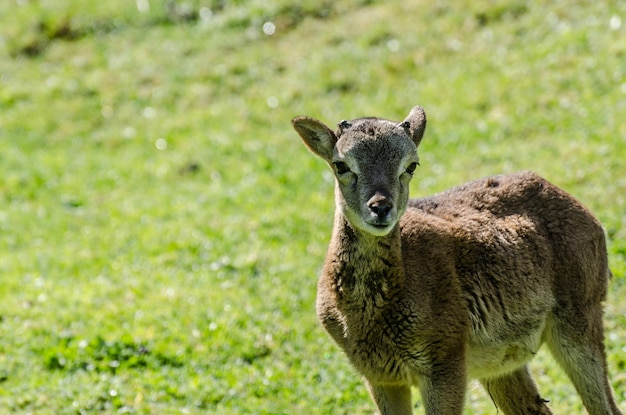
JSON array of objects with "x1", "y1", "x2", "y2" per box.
[{"x1": 368, "y1": 195, "x2": 393, "y2": 218}]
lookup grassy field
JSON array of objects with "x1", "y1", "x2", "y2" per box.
[{"x1": 0, "y1": 0, "x2": 624, "y2": 413}]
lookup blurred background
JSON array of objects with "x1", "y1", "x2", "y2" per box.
[{"x1": 0, "y1": 0, "x2": 624, "y2": 413}]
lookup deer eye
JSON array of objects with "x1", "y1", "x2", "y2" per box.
[
  {"x1": 333, "y1": 161, "x2": 351, "y2": 175},
  {"x1": 405, "y1": 162, "x2": 418, "y2": 176}
]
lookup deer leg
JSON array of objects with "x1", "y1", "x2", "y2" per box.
[
  {"x1": 546, "y1": 309, "x2": 623, "y2": 415},
  {"x1": 367, "y1": 383, "x2": 413, "y2": 415},
  {"x1": 417, "y1": 363, "x2": 466, "y2": 415},
  {"x1": 480, "y1": 365, "x2": 553, "y2": 415}
]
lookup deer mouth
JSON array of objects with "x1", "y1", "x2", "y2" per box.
[
  {"x1": 364, "y1": 217, "x2": 395, "y2": 234},
  {"x1": 365, "y1": 212, "x2": 395, "y2": 228},
  {"x1": 371, "y1": 221, "x2": 392, "y2": 229}
]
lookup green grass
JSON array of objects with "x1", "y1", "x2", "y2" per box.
[{"x1": 0, "y1": 0, "x2": 624, "y2": 413}]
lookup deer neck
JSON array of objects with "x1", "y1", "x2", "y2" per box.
[{"x1": 325, "y1": 211, "x2": 406, "y2": 307}]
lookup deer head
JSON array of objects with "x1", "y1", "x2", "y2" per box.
[{"x1": 292, "y1": 106, "x2": 426, "y2": 236}]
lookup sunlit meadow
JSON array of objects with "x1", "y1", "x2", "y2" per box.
[{"x1": 0, "y1": 0, "x2": 624, "y2": 413}]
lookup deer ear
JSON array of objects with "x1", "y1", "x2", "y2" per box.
[
  {"x1": 401, "y1": 106, "x2": 427, "y2": 147},
  {"x1": 292, "y1": 116, "x2": 337, "y2": 162}
]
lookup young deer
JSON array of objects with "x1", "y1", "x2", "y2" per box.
[{"x1": 292, "y1": 106, "x2": 623, "y2": 415}]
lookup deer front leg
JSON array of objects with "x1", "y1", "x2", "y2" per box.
[
  {"x1": 480, "y1": 366, "x2": 553, "y2": 415},
  {"x1": 367, "y1": 382, "x2": 413, "y2": 415},
  {"x1": 418, "y1": 362, "x2": 466, "y2": 415}
]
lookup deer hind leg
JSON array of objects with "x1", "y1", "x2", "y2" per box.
[
  {"x1": 545, "y1": 308, "x2": 623, "y2": 415},
  {"x1": 480, "y1": 365, "x2": 553, "y2": 415}
]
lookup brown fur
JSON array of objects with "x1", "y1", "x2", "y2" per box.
[{"x1": 292, "y1": 106, "x2": 623, "y2": 415}]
